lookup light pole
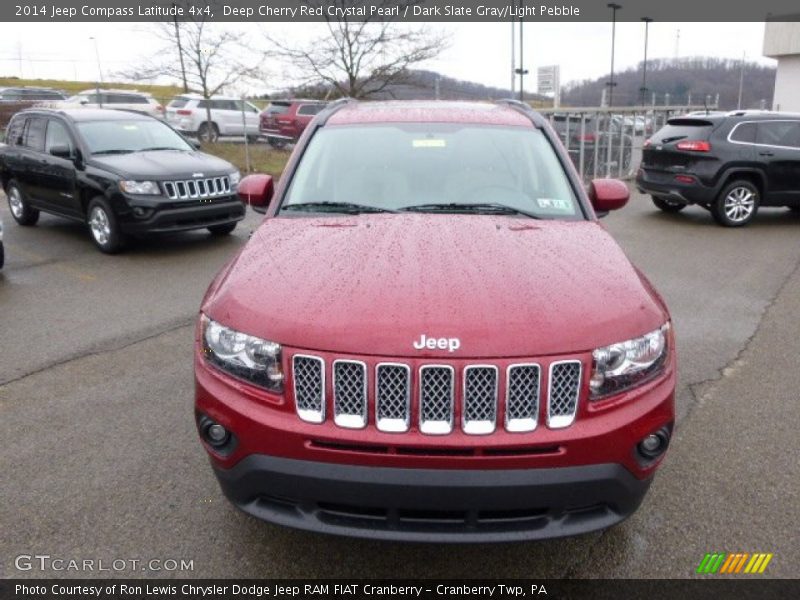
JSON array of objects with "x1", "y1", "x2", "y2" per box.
[
  {"x1": 517, "y1": 17, "x2": 527, "y2": 101},
  {"x1": 640, "y1": 17, "x2": 653, "y2": 106},
  {"x1": 89, "y1": 36, "x2": 103, "y2": 108},
  {"x1": 607, "y1": 3, "x2": 621, "y2": 107}
]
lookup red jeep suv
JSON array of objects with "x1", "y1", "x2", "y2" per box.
[
  {"x1": 195, "y1": 100, "x2": 676, "y2": 542},
  {"x1": 259, "y1": 99, "x2": 327, "y2": 148}
]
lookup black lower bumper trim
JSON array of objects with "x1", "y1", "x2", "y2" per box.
[
  {"x1": 121, "y1": 200, "x2": 245, "y2": 234},
  {"x1": 213, "y1": 455, "x2": 652, "y2": 542}
]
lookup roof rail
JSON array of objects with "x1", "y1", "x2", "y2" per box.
[
  {"x1": 318, "y1": 96, "x2": 356, "y2": 125},
  {"x1": 496, "y1": 98, "x2": 546, "y2": 126}
]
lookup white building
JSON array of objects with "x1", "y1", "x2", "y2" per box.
[{"x1": 763, "y1": 21, "x2": 800, "y2": 112}]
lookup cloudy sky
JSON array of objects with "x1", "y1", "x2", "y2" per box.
[{"x1": 0, "y1": 21, "x2": 772, "y2": 95}]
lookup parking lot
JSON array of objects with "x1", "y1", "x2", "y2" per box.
[{"x1": 1, "y1": 190, "x2": 798, "y2": 578}]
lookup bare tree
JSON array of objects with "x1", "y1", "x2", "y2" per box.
[
  {"x1": 125, "y1": 5, "x2": 263, "y2": 141},
  {"x1": 267, "y1": 1, "x2": 448, "y2": 99}
]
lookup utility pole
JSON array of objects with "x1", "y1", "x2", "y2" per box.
[
  {"x1": 510, "y1": 18, "x2": 516, "y2": 96},
  {"x1": 640, "y1": 17, "x2": 653, "y2": 106},
  {"x1": 737, "y1": 51, "x2": 746, "y2": 110},
  {"x1": 173, "y1": 3, "x2": 189, "y2": 93},
  {"x1": 607, "y1": 3, "x2": 621, "y2": 107}
]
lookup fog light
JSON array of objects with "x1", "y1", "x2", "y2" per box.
[
  {"x1": 206, "y1": 423, "x2": 229, "y2": 445},
  {"x1": 641, "y1": 435, "x2": 661, "y2": 452},
  {"x1": 637, "y1": 428, "x2": 670, "y2": 460}
]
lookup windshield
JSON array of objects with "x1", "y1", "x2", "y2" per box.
[
  {"x1": 282, "y1": 124, "x2": 582, "y2": 219},
  {"x1": 77, "y1": 119, "x2": 193, "y2": 154}
]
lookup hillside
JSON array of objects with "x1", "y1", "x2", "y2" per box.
[
  {"x1": 562, "y1": 57, "x2": 776, "y2": 109},
  {"x1": 271, "y1": 69, "x2": 550, "y2": 104}
]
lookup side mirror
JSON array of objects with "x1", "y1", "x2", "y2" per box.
[
  {"x1": 187, "y1": 138, "x2": 201, "y2": 150},
  {"x1": 588, "y1": 178, "x2": 629, "y2": 216},
  {"x1": 238, "y1": 174, "x2": 274, "y2": 214},
  {"x1": 79, "y1": 100, "x2": 89, "y2": 105},
  {"x1": 49, "y1": 144, "x2": 72, "y2": 159}
]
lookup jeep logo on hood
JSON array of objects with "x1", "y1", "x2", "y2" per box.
[{"x1": 413, "y1": 335, "x2": 461, "y2": 353}]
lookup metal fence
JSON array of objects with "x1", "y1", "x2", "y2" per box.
[{"x1": 538, "y1": 105, "x2": 719, "y2": 182}]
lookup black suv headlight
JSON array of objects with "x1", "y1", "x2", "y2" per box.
[
  {"x1": 589, "y1": 323, "x2": 670, "y2": 399},
  {"x1": 200, "y1": 315, "x2": 284, "y2": 392}
]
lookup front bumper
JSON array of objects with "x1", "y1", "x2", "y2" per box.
[
  {"x1": 214, "y1": 455, "x2": 651, "y2": 542},
  {"x1": 119, "y1": 198, "x2": 245, "y2": 234}
]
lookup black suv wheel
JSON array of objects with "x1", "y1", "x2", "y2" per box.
[
  {"x1": 711, "y1": 180, "x2": 760, "y2": 227},
  {"x1": 6, "y1": 181, "x2": 40, "y2": 226},
  {"x1": 87, "y1": 197, "x2": 127, "y2": 253}
]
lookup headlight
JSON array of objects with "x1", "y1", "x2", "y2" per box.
[
  {"x1": 229, "y1": 170, "x2": 241, "y2": 187},
  {"x1": 119, "y1": 180, "x2": 160, "y2": 195},
  {"x1": 201, "y1": 315, "x2": 284, "y2": 392},
  {"x1": 590, "y1": 323, "x2": 669, "y2": 399}
]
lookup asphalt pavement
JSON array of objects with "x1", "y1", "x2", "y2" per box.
[{"x1": 1, "y1": 192, "x2": 798, "y2": 578}]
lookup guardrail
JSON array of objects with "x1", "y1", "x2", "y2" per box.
[{"x1": 538, "y1": 105, "x2": 719, "y2": 182}]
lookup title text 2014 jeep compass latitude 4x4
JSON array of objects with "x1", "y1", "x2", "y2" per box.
[{"x1": 195, "y1": 100, "x2": 676, "y2": 542}]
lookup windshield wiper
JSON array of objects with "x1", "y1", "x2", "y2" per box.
[
  {"x1": 281, "y1": 202, "x2": 397, "y2": 214},
  {"x1": 399, "y1": 202, "x2": 542, "y2": 219},
  {"x1": 139, "y1": 146, "x2": 185, "y2": 152},
  {"x1": 92, "y1": 149, "x2": 133, "y2": 155}
]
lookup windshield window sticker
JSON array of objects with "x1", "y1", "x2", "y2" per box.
[
  {"x1": 412, "y1": 139, "x2": 446, "y2": 148},
  {"x1": 537, "y1": 197, "x2": 572, "y2": 211}
]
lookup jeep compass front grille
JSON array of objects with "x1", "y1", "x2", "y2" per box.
[
  {"x1": 375, "y1": 363, "x2": 411, "y2": 432},
  {"x1": 162, "y1": 176, "x2": 231, "y2": 200},
  {"x1": 291, "y1": 354, "x2": 583, "y2": 435},
  {"x1": 547, "y1": 361, "x2": 582, "y2": 429},
  {"x1": 463, "y1": 366, "x2": 498, "y2": 434},
  {"x1": 419, "y1": 366, "x2": 455, "y2": 435},
  {"x1": 293, "y1": 355, "x2": 325, "y2": 423},
  {"x1": 333, "y1": 360, "x2": 367, "y2": 429}
]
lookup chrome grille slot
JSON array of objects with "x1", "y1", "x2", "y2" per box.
[
  {"x1": 375, "y1": 363, "x2": 411, "y2": 433},
  {"x1": 547, "y1": 361, "x2": 582, "y2": 429},
  {"x1": 333, "y1": 360, "x2": 367, "y2": 429},
  {"x1": 462, "y1": 366, "x2": 498, "y2": 434},
  {"x1": 292, "y1": 355, "x2": 325, "y2": 423},
  {"x1": 506, "y1": 364, "x2": 540, "y2": 432},
  {"x1": 419, "y1": 366, "x2": 454, "y2": 435},
  {"x1": 162, "y1": 176, "x2": 231, "y2": 200}
]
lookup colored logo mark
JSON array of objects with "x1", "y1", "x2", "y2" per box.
[{"x1": 697, "y1": 552, "x2": 774, "y2": 574}]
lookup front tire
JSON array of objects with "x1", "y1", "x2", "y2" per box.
[
  {"x1": 208, "y1": 222, "x2": 237, "y2": 236},
  {"x1": 712, "y1": 180, "x2": 759, "y2": 227},
  {"x1": 652, "y1": 196, "x2": 686, "y2": 213},
  {"x1": 6, "y1": 181, "x2": 40, "y2": 226},
  {"x1": 87, "y1": 197, "x2": 126, "y2": 254}
]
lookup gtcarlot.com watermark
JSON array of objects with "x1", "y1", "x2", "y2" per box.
[{"x1": 14, "y1": 554, "x2": 194, "y2": 573}]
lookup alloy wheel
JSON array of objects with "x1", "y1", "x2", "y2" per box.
[
  {"x1": 724, "y1": 187, "x2": 756, "y2": 223},
  {"x1": 89, "y1": 206, "x2": 111, "y2": 245},
  {"x1": 8, "y1": 187, "x2": 24, "y2": 218}
]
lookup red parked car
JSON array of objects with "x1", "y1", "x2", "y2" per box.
[
  {"x1": 195, "y1": 99, "x2": 676, "y2": 542},
  {"x1": 258, "y1": 99, "x2": 327, "y2": 148}
]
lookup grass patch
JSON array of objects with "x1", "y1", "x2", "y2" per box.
[
  {"x1": 201, "y1": 142, "x2": 291, "y2": 177},
  {"x1": 0, "y1": 77, "x2": 184, "y2": 105}
]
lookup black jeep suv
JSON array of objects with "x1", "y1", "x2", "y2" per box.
[
  {"x1": 1, "y1": 109, "x2": 245, "y2": 253},
  {"x1": 636, "y1": 111, "x2": 800, "y2": 226}
]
